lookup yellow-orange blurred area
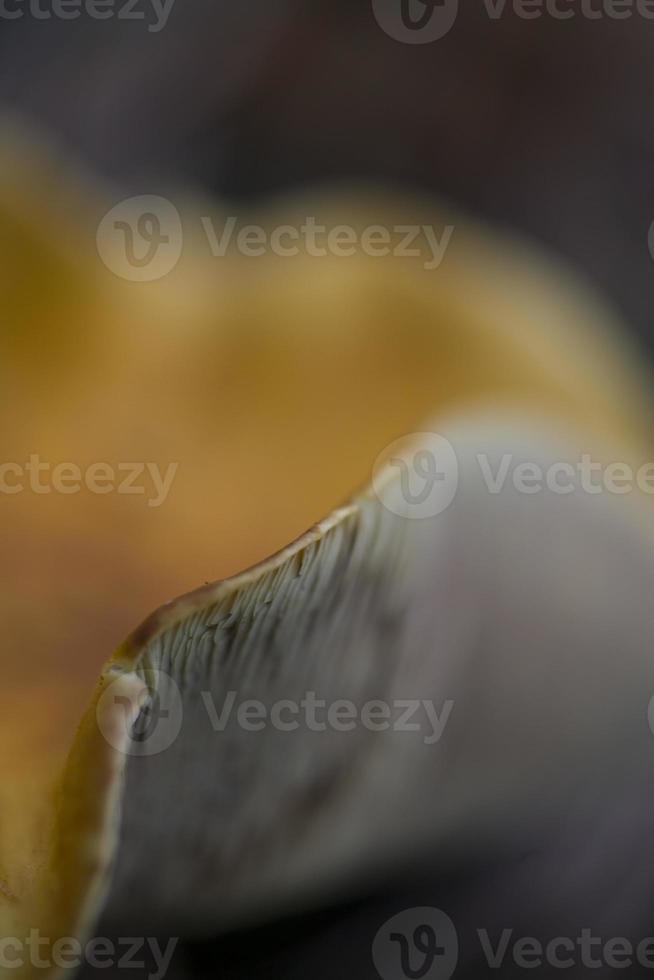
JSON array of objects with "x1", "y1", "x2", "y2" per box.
[{"x1": 0, "y1": 153, "x2": 650, "y2": 780}]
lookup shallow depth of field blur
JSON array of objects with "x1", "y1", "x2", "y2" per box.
[{"x1": 3, "y1": 2, "x2": 654, "y2": 978}]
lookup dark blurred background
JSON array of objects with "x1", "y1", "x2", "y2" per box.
[
  {"x1": 4, "y1": 2, "x2": 654, "y2": 975},
  {"x1": 2, "y1": 0, "x2": 653, "y2": 347}
]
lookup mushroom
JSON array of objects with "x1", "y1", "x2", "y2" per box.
[{"x1": 2, "y1": 128, "x2": 653, "y2": 978}]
